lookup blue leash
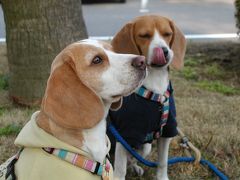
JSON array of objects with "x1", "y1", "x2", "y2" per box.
[{"x1": 108, "y1": 123, "x2": 228, "y2": 180}]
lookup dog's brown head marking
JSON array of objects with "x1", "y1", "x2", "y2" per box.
[
  {"x1": 111, "y1": 15, "x2": 186, "y2": 69},
  {"x1": 41, "y1": 42, "x2": 106, "y2": 130}
]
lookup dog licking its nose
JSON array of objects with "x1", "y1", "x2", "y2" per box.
[
  {"x1": 131, "y1": 56, "x2": 146, "y2": 70},
  {"x1": 151, "y1": 47, "x2": 169, "y2": 67},
  {"x1": 162, "y1": 47, "x2": 169, "y2": 57}
]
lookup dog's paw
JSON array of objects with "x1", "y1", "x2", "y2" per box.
[
  {"x1": 155, "y1": 177, "x2": 169, "y2": 180},
  {"x1": 155, "y1": 174, "x2": 169, "y2": 180},
  {"x1": 135, "y1": 165, "x2": 144, "y2": 176},
  {"x1": 130, "y1": 164, "x2": 144, "y2": 176},
  {"x1": 157, "y1": 178, "x2": 169, "y2": 180},
  {"x1": 114, "y1": 177, "x2": 125, "y2": 180}
]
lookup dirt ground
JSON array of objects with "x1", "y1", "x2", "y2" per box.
[{"x1": 0, "y1": 40, "x2": 240, "y2": 179}]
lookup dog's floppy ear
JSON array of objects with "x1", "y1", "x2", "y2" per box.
[
  {"x1": 169, "y1": 21, "x2": 187, "y2": 70},
  {"x1": 111, "y1": 22, "x2": 140, "y2": 54},
  {"x1": 42, "y1": 52, "x2": 104, "y2": 130},
  {"x1": 110, "y1": 97, "x2": 123, "y2": 111}
]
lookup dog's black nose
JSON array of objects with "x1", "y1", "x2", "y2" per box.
[
  {"x1": 131, "y1": 56, "x2": 146, "y2": 70},
  {"x1": 162, "y1": 47, "x2": 169, "y2": 57}
]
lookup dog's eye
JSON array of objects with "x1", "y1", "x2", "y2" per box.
[
  {"x1": 139, "y1": 33, "x2": 151, "y2": 39},
  {"x1": 163, "y1": 32, "x2": 173, "y2": 37},
  {"x1": 92, "y1": 56, "x2": 103, "y2": 65}
]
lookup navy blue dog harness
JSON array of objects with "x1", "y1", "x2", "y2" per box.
[{"x1": 108, "y1": 82, "x2": 178, "y2": 149}]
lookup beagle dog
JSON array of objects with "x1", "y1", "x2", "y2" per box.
[
  {"x1": 108, "y1": 15, "x2": 186, "y2": 180},
  {"x1": 0, "y1": 40, "x2": 146, "y2": 180}
]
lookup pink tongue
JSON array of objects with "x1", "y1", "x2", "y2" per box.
[{"x1": 152, "y1": 47, "x2": 166, "y2": 65}]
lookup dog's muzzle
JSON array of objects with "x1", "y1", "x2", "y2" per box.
[
  {"x1": 131, "y1": 56, "x2": 146, "y2": 70},
  {"x1": 151, "y1": 47, "x2": 169, "y2": 67}
]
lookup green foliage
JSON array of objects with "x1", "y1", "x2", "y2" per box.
[
  {"x1": 196, "y1": 80, "x2": 240, "y2": 95},
  {"x1": 204, "y1": 63, "x2": 224, "y2": 78},
  {"x1": 0, "y1": 74, "x2": 9, "y2": 90},
  {"x1": 177, "y1": 57, "x2": 239, "y2": 95},
  {"x1": 0, "y1": 107, "x2": 6, "y2": 116},
  {"x1": 0, "y1": 124, "x2": 22, "y2": 136},
  {"x1": 184, "y1": 57, "x2": 200, "y2": 67},
  {"x1": 180, "y1": 67, "x2": 198, "y2": 80},
  {"x1": 236, "y1": 0, "x2": 240, "y2": 33}
]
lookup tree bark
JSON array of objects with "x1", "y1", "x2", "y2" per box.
[{"x1": 1, "y1": 0, "x2": 88, "y2": 106}]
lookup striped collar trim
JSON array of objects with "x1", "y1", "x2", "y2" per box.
[
  {"x1": 43, "y1": 147, "x2": 110, "y2": 179},
  {"x1": 136, "y1": 85, "x2": 170, "y2": 103}
]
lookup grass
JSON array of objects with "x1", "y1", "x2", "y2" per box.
[
  {"x1": 204, "y1": 63, "x2": 224, "y2": 78},
  {"x1": 0, "y1": 123, "x2": 22, "y2": 136},
  {"x1": 0, "y1": 107, "x2": 6, "y2": 116},
  {"x1": 184, "y1": 57, "x2": 201, "y2": 67},
  {"x1": 179, "y1": 66, "x2": 198, "y2": 80},
  {"x1": 0, "y1": 42, "x2": 240, "y2": 179},
  {"x1": 177, "y1": 55, "x2": 240, "y2": 95},
  {"x1": 196, "y1": 80, "x2": 240, "y2": 95},
  {"x1": 0, "y1": 74, "x2": 9, "y2": 90}
]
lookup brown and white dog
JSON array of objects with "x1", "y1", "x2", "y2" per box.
[
  {"x1": 0, "y1": 40, "x2": 146, "y2": 180},
  {"x1": 110, "y1": 15, "x2": 186, "y2": 180}
]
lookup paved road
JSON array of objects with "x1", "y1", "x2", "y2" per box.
[
  {"x1": 0, "y1": 0, "x2": 237, "y2": 38},
  {"x1": 0, "y1": 6, "x2": 4, "y2": 39}
]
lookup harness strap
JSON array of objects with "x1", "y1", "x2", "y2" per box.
[
  {"x1": 136, "y1": 83, "x2": 171, "y2": 141},
  {"x1": 0, "y1": 148, "x2": 23, "y2": 180},
  {"x1": 43, "y1": 147, "x2": 110, "y2": 180}
]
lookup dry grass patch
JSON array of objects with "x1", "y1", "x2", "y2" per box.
[
  {"x1": 0, "y1": 90, "x2": 11, "y2": 108},
  {"x1": 0, "y1": 136, "x2": 19, "y2": 163},
  {"x1": 0, "y1": 44, "x2": 8, "y2": 74},
  {"x1": 0, "y1": 108, "x2": 35, "y2": 127},
  {"x1": 0, "y1": 108, "x2": 37, "y2": 163},
  {"x1": 173, "y1": 77, "x2": 240, "y2": 179}
]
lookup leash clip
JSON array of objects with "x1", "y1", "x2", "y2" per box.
[{"x1": 179, "y1": 136, "x2": 189, "y2": 149}]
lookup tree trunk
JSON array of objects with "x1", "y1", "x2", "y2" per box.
[{"x1": 1, "y1": 0, "x2": 88, "y2": 106}]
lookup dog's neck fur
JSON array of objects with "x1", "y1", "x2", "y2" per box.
[
  {"x1": 142, "y1": 66, "x2": 169, "y2": 97},
  {"x1": 37, "y1": 102, "x2": 111, "y2": 164},
  {"x1": 81, "y1": 103, "x2": 111, "y2": 163}
]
